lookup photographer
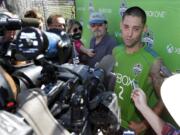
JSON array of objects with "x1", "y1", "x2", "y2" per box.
[
  {"x1": 24, "y1": 9, "x2": 44, "y2": 30},
  {"x1": 0, "y1": 11, "x2": 17, "y2": 56},
  {"x1": 0, "y1": 10, "x2": 42, "y2": 72},
  {"x1": 47, "y1": 13, "x2": 66, "y2": 33},
  {"x1": 0, "y1": 11, "x2": 18, "y2": 73},
  {"x1": 46, "y1": 14, "x2": 72, "y2": 64}
]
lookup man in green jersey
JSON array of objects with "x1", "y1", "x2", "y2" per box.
[{"x1": 112, "y1": 6, "x2": 170, "y2": 134}]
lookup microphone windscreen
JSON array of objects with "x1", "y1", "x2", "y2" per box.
[
  {"x1": 95, "y1": 55, "x2": 115, "y2": 75},
  {"x1": 21, "y1": 18, "x2": 40, "y2": 28}
]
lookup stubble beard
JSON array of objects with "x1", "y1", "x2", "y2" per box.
[{"x1": 93, "y1": 30, "x2": 105, "y2": 38}]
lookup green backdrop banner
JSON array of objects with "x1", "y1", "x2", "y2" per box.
[
  {"x1": 76, "y1": 0, "x2": 180, "y2": 128},
  {"x1": 76, "y1": 0, "x2": 180, "y2": 73}
]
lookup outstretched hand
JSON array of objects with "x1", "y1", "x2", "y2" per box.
[
  {"x1": 131, "y1": 88, "x2": 147, "y2": 112},
  {"x1": 130, "y1": 88, "x2": 149, "y2": 134}
]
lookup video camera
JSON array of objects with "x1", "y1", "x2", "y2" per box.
[
  {"x1": 0, "y1": 11, "x2": 72, "y2": 64},
  {"x1": 0, "y1": 12, "x2": 120, "y2": 134},
  {"x1": 9, "y1": 53, "x2": 120, "y2": 134},
  {"x1": 0, "y1": 17, "x2": 40, "y2": 30},
  {"x1": 14, "y1": 27, "x2": 71, "y2": 63},
  {"x1": 0, "y1": 12, "x2": 40, "y2": 37}
]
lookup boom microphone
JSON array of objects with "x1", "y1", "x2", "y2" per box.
[{"x1": 0, "y1": 17, "x2": 40, "y2": 30}]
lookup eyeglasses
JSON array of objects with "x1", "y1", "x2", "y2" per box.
[
  {"x1": 90, "y1": 23, "x2": 103, "y2": 28},
  {"x1": 73, "y1": 26, "x2": 82, "y2": 33}
]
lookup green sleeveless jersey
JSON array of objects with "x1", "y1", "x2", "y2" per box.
[{"x1": 113, "y1": 45, "x2": 159, "y2": 129}]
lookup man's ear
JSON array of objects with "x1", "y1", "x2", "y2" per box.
[
  {"x1": 143, "y1": 24, "x2": 147, "y2": 33},
  {"x1": 105, "y1": 23, "x2": 108, "y2": 30}
]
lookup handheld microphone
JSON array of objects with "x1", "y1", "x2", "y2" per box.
[
  {"x1": 95, "y1": 55, "x2": 116, "y2": 91},
  {"x1": 95, "y1": 54, "x2": 115, "y2": 76},
  {"x1": 89, "y1": 55, "x2": 116, "y2": 99}
]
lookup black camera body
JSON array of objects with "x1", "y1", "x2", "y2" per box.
[
  {"x1": 0, "y1": 12, "x2": 120, "y2": 134},
  {"x1": 35, "y1": 62, "x2": 120, "y2": 135},
  {"x1": 3, "y1": 52, "x2": 120, "y2": 135}
]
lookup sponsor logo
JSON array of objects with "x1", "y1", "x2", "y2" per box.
[
  {"x1": 133, "y1": 64, "x2": 143, "y2": 76},
  {"x1": 116, "y1": 73, "x2": 133, "y2": 86},
  {"x1": 145, "y1": 10, "x2": 166, "y2": 18},
  {"x1": 166, "y1": 43, "x2": 180, "y2": 54},
  {"x1": 115, "y1": 73, "x2": 134, "y2": 100},
  {"x1": 119, "y1": 0, "x2": 128, "y2": 17},
  {"x1": 114, "y1": 31, "x2": 121, "y2": 38},
  {"x1": 99, "y1": 8, "x2": 112, "y2": 14},
  {"x1": 89, "y1": 0, "x2": 95, "y2": 14},
  {"x1": 142, "y1": 28, "x2": 154, "y2": 48},
  {"x1": 114, "y1": 62, "x2": 142, "y2": 100}
]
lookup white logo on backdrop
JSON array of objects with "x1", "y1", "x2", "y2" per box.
[
  {"x1": 89, "y1": 0, "x2": 95, "y2": 14},
  {"x1": 119, "y1": 0, "x2": 128, "y2": 17},
  {"x1": 166, "y1": 44, "x2": 180, "y2": 54},
  {"x1": 142, "y1": 28, "x2": 154, "y2": 48},
  {"x1": 145, "y1": 10, "x2": 166, "y2": 18},
  {"x1": 99, "y1": 8, "x2": 112, "y2": 14}
]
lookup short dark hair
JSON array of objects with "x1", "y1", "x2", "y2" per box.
[
  {"x1": 66, "y1": 19, "x2": 82, "y2": 33},
  {"x1": 47, "y1": 14, "x2": 63, "y2": 26},
  {"x1": 24, "y1": 9, "x2": 43, "y2": 21},
  {"x1": 122, "y1": 6, "x2": 146, "y2": 25}
]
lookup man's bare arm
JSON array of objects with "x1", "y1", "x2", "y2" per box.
[
  {"x1": 150, "y1": 58, "x2": 165, "y2": 97},
  {"x1": 129, "y1": 59, "x2": 172, "y2": 134}
]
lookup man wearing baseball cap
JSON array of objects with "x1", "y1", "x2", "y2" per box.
[
  {"x1": 89, "y1": 12, "x2": 107, "y2": 24},
  {"x1": 86, "y1": 11, "x2": 117, "y2": 67}
]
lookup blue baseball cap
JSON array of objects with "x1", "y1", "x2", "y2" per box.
[{"x1": 89, "y1": 12, "x2": 107, "y2": 25}]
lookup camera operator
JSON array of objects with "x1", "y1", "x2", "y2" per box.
[
  {"x1": 24, "y1": 9, "x2": 44, "y2": 30},
  {"x1": 46, "y1": 14, "x2": 72, "y2": 64},
  {"x1": 0, "y1": 10, "x2": 41, "y2": 72},
  {"x1": 0, "y1": 11, "x2": 18, "y2": 73},
  {"x1": 47, "y1": 13, "x2": 66, "y2": 33}
]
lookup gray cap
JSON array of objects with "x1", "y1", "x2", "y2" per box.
[{"x1": 89, "y1": 11, "x2": 107, "y2": 24}]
